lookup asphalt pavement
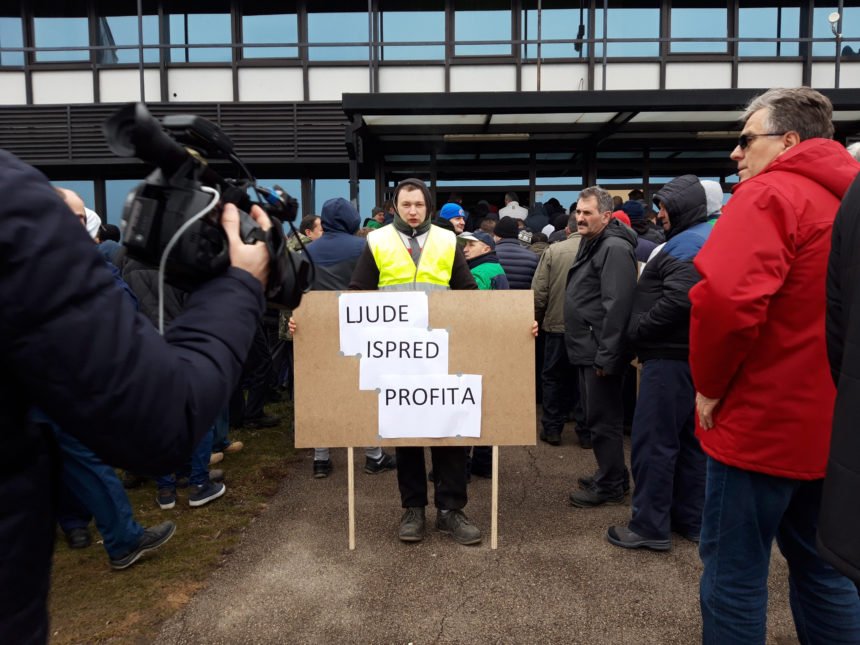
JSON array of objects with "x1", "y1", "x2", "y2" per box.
[{"x1": 157, "y1": 418, "x2": 799, "y2": 645}]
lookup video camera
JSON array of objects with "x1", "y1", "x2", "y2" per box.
[{"x1": 103, "y1": 102, "x2": 311, "y2": 309}]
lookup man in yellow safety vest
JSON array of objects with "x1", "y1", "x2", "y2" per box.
[{"x1": 349, "y1": 178, "x2": 483, "y2": 545}]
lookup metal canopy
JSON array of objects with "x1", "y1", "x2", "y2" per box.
[{"x1": 343, "y1": 88, "x2": 860, "y2": 183}]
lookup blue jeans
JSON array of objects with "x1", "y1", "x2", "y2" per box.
[
  {"x1": 700, "y1": 457, "x2": 860, "y2": 644},
  {"x1": 157, "y1": 427, "x2": 213, "y2": 490},
  {"x1": 211, "y1": 406, "x2": 231, "y2": 453},
  {"x1": 53, "y1": 427, "x2": 143, "y2": 560}
]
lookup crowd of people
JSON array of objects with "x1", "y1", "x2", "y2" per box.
[
  {"x1": 286, "y1": 86, "x2": 860, "y2": 644},
  {"x1": 3, "y1": 85, "x2": 860, "y2": 643}
]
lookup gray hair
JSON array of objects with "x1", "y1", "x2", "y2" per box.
[
  {"x1": 741, "y1": 87, "x2": 834, "y2": 141},
  {"x1": 578, "y1": 186, "x2": 614, "y2": 214},
  {"x1": 846, "y1": 142, "x2": 860, "y2": 161}
]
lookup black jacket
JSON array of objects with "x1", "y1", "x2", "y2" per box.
[
  {"x1": 627, "y1": 175, "x2": 711, "y2": 362},
  {"x1": 495, "y1": 238, "x2": 539, "y2": 289},
  {"x1": 564, "y1": 219, "x2": 637, "y2": 373},
  {"x1": 0, "y1": 150, "x2": 263, "y2": 642},
  {"x1": 524, "y1": 203, "x2": 550, "y2": 233},
  {"x1": 821, "y1": 170, "x2": 860, "y2": 585},
  {"x1": 633, "y1": 220, "x2": 665, "y2": 245},
  {"x1": 122, "y1": 259, "x2": 189, "y2": 328}
]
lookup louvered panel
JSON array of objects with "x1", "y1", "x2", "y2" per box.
[
  {"x1": 0, "y1": 101, "x2": 349, "y2": 166},
  {"x1": 0, "y1": 107, "x2": 72, "y2": 158},
  {"x1": 69, "y1": 106, "x2": 116, "y2": 158}
]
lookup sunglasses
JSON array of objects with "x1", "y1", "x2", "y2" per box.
[{"x1": 737, "y1": 132, "x2": 786, "y2": 150}]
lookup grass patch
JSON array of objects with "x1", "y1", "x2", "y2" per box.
[{"x1": 48, "y1": 401, "x2": 296, "y2": 644}]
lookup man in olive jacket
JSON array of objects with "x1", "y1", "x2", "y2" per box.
[
  {"x1": 564, "y1": 186, "x2": 637, "y2": 507},
  {"x1": 532, "y1": 212, "x2": 587, "y2": 447}
]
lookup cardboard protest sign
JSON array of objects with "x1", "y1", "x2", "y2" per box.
[{"x1": 293, "y1": 290, "x2": 535, "y2": 448}]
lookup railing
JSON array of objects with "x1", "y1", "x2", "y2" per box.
[{"x1": 1, "y1": 36, "x2": 858, "y2": 66}]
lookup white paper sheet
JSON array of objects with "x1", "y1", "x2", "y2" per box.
[
  {"x1": 338, "y1": 292, "x2": 429, "y2": 356},
  {"x1": 376, "y1": 374, "x2": 483, "y2": 439},
  {"x1": 358, "y1": 328, "x2": 449, "y2": 390}
]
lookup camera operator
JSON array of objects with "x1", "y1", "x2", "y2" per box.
[{"x1": 0, "y1": 149, "x2": 272, "y2": 644}]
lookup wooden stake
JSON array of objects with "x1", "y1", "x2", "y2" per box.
[
  {"x1": 491, "y1": 445, "x2": 499, "y2": 550},
  {"x1": 348, "y1": 446, "x2": 356, "y2": 550}
]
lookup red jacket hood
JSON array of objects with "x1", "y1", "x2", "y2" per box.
[{"x1": 734, "y1": 138, "x2": 859, "y2": 202}]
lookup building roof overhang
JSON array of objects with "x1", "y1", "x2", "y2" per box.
[{"x1": 343, "y1": 88, "x2": 860, "y2": 179}]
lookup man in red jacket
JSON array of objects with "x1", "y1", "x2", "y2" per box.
[{"x1": 689, "y1": 87, "x2": 860, "y2": 644}]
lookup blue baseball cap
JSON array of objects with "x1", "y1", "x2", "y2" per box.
[{"x1": 439, "y1": 203, "x2": 465, "y2": 221}]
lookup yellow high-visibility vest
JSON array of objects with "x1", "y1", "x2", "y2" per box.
[{"x1": 368, "y1": 224, "x2": 456, "y2": 291}]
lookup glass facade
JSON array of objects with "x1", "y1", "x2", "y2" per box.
[
  {"x1": 33, "y1": 0, "x2": 90, "y2": 63},
  {"x1": 813, "y1": 6, "x2": 860, "y2": 56},
  {"x1": 313, "y1": 179, "x2": 375, "y2": 216},
  {"x1": 0, "y1": 15, "x2": 24, "y2": 66},
  {"x1": 738, "y1": 6, "x2": 801, "y2": 57},
  {"x1": 380, "y1": 7, "x2": 445, "y2": 61},
  {"x1": 307, "y1": 9, "x2": 370, "y2": 62},
  {"x1": 166, "y1": 2, "x2": 232, "y2": 63},
  {"x1": 95, "y1": 0, "x2": 161, "y2": 65},
  {"x1": 242, "y1": 13, "x2": 299, "y2": 59},
  {"x1": 522, "y1": 5, "x2": 588, "y2": 59},
  {"x1": 454, "y1": 1, "x2": 513, "y2": 57},
  {"x1": 595, "y1": 6, "x2": 661, "y2": 58},
  {"x1": 5, "y1": 1, "x2": 860, "y2": 68},
  {"x1": 670, "y1": 6, "x2": 728, "y2": 54}
]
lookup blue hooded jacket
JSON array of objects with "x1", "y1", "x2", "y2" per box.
[{"x1": 304, "y1": 197, "x2": 366, "y2": 267}]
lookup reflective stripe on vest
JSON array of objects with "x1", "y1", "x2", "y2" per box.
[{"x1": 368, "y1": 224, "x2": 456, "y2": 290}]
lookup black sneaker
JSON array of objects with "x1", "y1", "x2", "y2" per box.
[
  {"x1": 578, "y1": 434, "x2": 593, "y2": 450},
  {"x1": 568, "y1": 485, "x2": 624, "y2": 508},
  {"x1": 364, "y1": 452, "x2": 396, "y2": 474},
  {"x1": 188, "y1": 481, "x2": 226, "y2": 507},
  {"x1": 313, "y1": 459, "x2": 333, "y2": 479},
  {"x1": 539, "y1": 431, "x2": 561, "y2": 446},
  {"x1": 109, "y1": 521, "x2": 176, "y2": 570},
  {"x1": 399, "y1": 507, "x2": 426, "y2": 542},
  {"x1": 577, "y1": 473, "x2": 631, "y2": 494},
  {"x1": 177, "y1": 470, "x2": 225, "y2": 488},
  {"x1": 243, "y1": 414, "x2": 280, "y2": 429},
  {"x1": 607, "y1": 525, "x2": 671, "y2": 551},
  {"x1": 436, "y1": 509, "x2": 482, "y2": 545},
  {"x1": 156, "y1": 487, "x2": 176, "y2": 510},
  {"x1": 66, "y1": 527, "x2": 91, "y2": 549}
]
